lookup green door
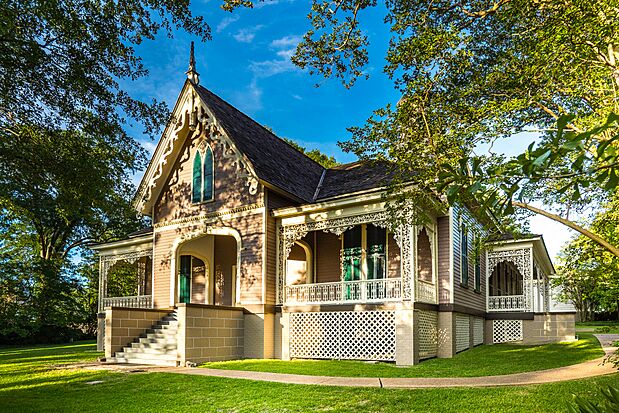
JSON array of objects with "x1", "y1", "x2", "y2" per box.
[{"x1": 179, "y1": 255, "x2": 191, "y2": 304}]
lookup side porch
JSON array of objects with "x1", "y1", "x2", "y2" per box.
[{"x1": 485, "y1": 236, "x2": 576, "y2": 344}]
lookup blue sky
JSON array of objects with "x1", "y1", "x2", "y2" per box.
[{"x1": 125, "y1": 1, "x2": 575, "y2": 260}]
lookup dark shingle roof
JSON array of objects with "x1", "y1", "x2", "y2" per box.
[
  {"x1": 315, "y1": 161, "x2": 396, "y2": 201},
  {"x1": 195, "y1": 85, "x2": 396, "y2": 204},
  {"x1": 195, "y1": 85, "x2": 324, "y2": 202}
]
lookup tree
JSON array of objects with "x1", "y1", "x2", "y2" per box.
[
  {"x1": 0, "y1": 1, "x2": 210, "y2": 140},
  {"x1": 554, "y1": 195, "x2": 619, "y2": 321},
  {"x1": 284, "y1": 138, "x2": 339, "y2": 168},
  {"x1": 0, "y1": 126, "x2": 145, "y2": 341},
  {"x1": 224, "y1": 0, "x2": 619, "y2": 254}
]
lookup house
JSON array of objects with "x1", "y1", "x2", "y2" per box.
[{"x1": 93, "y1": 45, "x2": 576, "y2": 367}]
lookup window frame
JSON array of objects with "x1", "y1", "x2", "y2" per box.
[
  {"x1": 191, "y1": 144, "x2": 215, "y2": 204},
  {"x1": 460, "y1": 222, "x2": 469, "y2": 287}
]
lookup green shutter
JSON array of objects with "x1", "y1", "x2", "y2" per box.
[
  {"x1": 203, "y1": 146, "x2": 213, "y2": 201},
  {"x1": 179, "y1": 255, "x2": 192, "y2": 304},
  {"x1": 192, "y1": 152, "x2": 202, "y2": 203}
]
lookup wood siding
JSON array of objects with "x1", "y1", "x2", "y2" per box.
[
  {"x1": 153, "y1": 129, "x2": 262, "y2": 225},
  {"x1": 387, "y1": 232, "x2": 401, "y2": 278},
  {"x1": 451, "y1": 205, "x2": 486, "y2": 312},
  {"x1": 315, "y1": 231, "x2": 341, "y2": 283},
  {"x1": 153, "y1": 213, "x2": 264, "y2": 308},
  {"x1": 437, "y1": 216, "x2": 451, "y2": 304}
]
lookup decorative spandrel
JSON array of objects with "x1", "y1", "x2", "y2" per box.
[
  {"x1": 276, "y1": 211, "x2": 414, "y2": 304},
  {"x1": 487, "y1": 247, "x2": 532, "y2": 311}
]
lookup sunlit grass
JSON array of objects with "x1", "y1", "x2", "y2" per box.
[
  {"x1": 0, "y1": 339, "x2": 617, "y2": 412},
  {"x1": 201, "y1": 334, "x2": 604, "y2": 378}
]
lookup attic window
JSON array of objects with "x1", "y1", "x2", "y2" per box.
[{"x1": 192, "y1": 144, "x2": 214, "y2": 204}]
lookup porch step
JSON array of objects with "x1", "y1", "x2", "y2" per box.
[{"x1": 109, "y1": 310, "x2": 180, "y2": 367}]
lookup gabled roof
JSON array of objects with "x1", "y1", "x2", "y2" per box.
[
  {"x1": 194, "y1": 86, "x2": 324, "y2": 202},
  {"x1": 315, "y1": 161, "x2": 396, "y2": 201}
]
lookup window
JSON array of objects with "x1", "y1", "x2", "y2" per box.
[
  {"x1": 460, "y1": 223, "x2": 469, "y2": 286},
  {"x1": 342, "y1": 226, "x2": 362, "y2": 282},
  {"x1": 366, "y1": 224, "x2": 386, "y2": 280},
  {"x1": 191, "y1": 145, "x2": 214, "y2": 204},
  {"x1": 474, "y1": 247, "x2": 481, "y2": 292}
]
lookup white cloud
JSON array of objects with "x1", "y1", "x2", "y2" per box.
[
  {"x1": 248, "y1": 34, "x2": 302, "y2": 78},
  {"x1": 233, "y1": 79, "x2": 264, "y2": 114},
  {"x1": 233, "y1": 25, "x2": 265, "y2": 43},
  {"x1": 216, "y1": 15, "x2": 240, "y2": 33}
]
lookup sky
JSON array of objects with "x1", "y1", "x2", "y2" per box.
[{"x1": 124, "y1": 1, "x2": 576, "y2": 262}]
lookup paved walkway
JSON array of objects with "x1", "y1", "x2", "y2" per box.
[{"x1": 88, "y1": 334, "x2": 619, "y2": 389}]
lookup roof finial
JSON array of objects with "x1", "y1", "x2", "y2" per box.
[{"x1": 186, "y1": 41, "x2": 200, "y2": 85}]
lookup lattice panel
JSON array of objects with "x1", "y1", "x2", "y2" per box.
[
  {"x1": 289, "y1": 311, "x2": 396, "y2": 361},
  {"x1": 492, "y1": 320, "x2": 523, "y2": 343},
  {"x1": 473, "y1": 317, "x2": 484, "y2": 346},
  {"x1": 417, "y1": 311, "x2": 438, "y2": 359},
  {"x1": 455, "y1": 314, "x2": 470, "y2": 353}
]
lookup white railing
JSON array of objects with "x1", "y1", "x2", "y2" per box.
[
  {"x1": 101, "y1": 295, "x2": 153, "y2": 310},
  {"x1": 416, "y1": 280, "x2": 437, "y2": 303},
  {"x1": 487, "y1": 295, "x2": 526, "y2": 312},
  {"x1": 285, "y1": 278, "x2": 402, "y2": 304}
]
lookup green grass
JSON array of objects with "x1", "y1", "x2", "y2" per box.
[
  {"x1": 1, "y1": 340, "x2": 618, "y2": 412},
  {"x1": 202, "y1": 334, "x2": 604, "y2": 378},
  {"x1": 576, "y1": 321, "x2": 619, "y2": 333}
]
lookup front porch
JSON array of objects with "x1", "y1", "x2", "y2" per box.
[{"x1": 277, "y1": 208, "x2": 439, "y2": 306}]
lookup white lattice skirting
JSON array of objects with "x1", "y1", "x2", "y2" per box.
[
  {"x1": 455, "y1": 314, "x2": 470, "y2": 353},
  {"x1": 289, "y1": 311, "x2": 396, "y2": 361},
  {"x1": 492, "y1": 320, "x2": 523, "y2": 343},
  {"x1": 417, "y1": 311, "x2": 438, "y2": 359},
  {"x1": 473, "y1": 317, "x2": 484, "y2": 346}
]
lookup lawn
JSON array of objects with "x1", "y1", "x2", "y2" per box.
[
  {"x1": 1, "y1": 340, "x2": 617, "y2": 413},
  {"x1": 576, "y1": 321, "x2": 619, "y2": 334},
  {"x1": 201, "y1": 334, "x2": 605, "y2": 378}
]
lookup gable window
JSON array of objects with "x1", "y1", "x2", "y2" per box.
[
  {"x1": 460, "y1": 223, "x2": 469, "y2": 286},
  {"x1": 192, "y1": 144, "x2": 214, "y2": 204}
]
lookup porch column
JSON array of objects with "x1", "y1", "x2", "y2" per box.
[{"x1": 395, "y1": 306, "x2": 418, "y2": 365}]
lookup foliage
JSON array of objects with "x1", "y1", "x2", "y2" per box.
[
  {"x1": 1, "y1": 341, "x2": 618, "y2": 413},
  {"x1": 223, "y1": 0, "x2": 619, "y2": 253},
  {"x1": 554, "y1": 195, "x2": 619, "y2": 321},
  {"x1": 568, "y1": 386, "x2": 619, "y2": 413},
  {"x1": 0, "y1": 0, "x2": 210, "y2": 139},
  {"x1": 283, "y1": 138, "x2": 339, "y2": 168},
  {"x1": 0, "y1": 126, "x2": 146, "y2": 343}
]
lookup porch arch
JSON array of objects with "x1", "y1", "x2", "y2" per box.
[{"x1": 169, "y1": 226, "x2": 242, "y2": 307}]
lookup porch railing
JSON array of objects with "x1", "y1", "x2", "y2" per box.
[
  {"x1": 100, "y1": 295, "x2": 153, "y2": 311},
  {"x1": 487, "y1": 295, "x2": 526, "y2": 312},
  {"x1": 415, "y1": 280, "x2": 437, "y2": 303},
  {"x1": 285, "y1": 278, "x2": 402, "y2": 305}
]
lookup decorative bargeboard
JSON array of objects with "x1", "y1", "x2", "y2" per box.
[
  {"x1": 289, "y1": 310, "x2": 396, "y2": 361},
  {"x1": 492, "y1": 320, "x2": 523, "y2": 343}
]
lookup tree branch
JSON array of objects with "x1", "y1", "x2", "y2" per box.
[{"x1": 512, "y1": 201, "x2": 619, "y2": 257}]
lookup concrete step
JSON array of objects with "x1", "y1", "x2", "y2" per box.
[
  {"x1": 107, "y1": 356, "x2": 177, "y2": 367},
  {"x1": 123, "y1": 346, "x2": 176, "y2": 356},
  {"x1": 116, "y1": 351, "x2": 177, "y2": 362},
  {"x1": 136, "y1": 337, "x2": 177, "y2": 346}
]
